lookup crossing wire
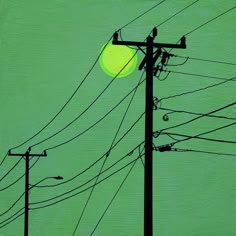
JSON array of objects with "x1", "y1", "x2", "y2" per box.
[
  {"x1": 161, "y1": 131, "x2": 236, "y2": 144},
  {"x1": 152, "y1": 102, "x2": 236, "y2": 138},
  {"x1": 162, "y1": 69, "x2": 236, "y2": 82},
  {"x1": 29, "y1": 155, "x2": 144, "y2": 210},
  {"x1": 41, "y1": 51, "x2": 139, "y2": 151},
  {"x1": 71, "y1": 71, "x2": 144, "y2": 236},
  {"x1": 90, "y1": 157, "x2": 138, "y2": 235},
  {"x1": 29, "y1": 122, "x2": 145, "y2": 205},
  {"x1": 30, "y1": 113, "x2": 145, "y2": 189},
  {"x1": 158, "y1": 76, "x2": 236, "y2": 104},
  {"x1": 10, "y1": 35, "x2": 113, "y2": 151},
  {"x1": 171, "y1": 148, "x2": 236, "y2": 157},
  {"x1": 174, "y1": 55, "x2": 236, "y2": 66},
  {"x1": 90, "y1": 146, "x2": 145, "y2": 235},
  {"x1": 158, "y1": 107, "x2": 236, "y2": 121},
  {"x1": 170, "y1": 121, "x2": 236, "y2": 146}
]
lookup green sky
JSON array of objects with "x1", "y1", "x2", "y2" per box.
[{"x1": 0, "y1": 0, "x2": 236, "y2": 235}]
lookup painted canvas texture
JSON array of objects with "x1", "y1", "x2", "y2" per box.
[{"x1": 0, "y1": 0, "x2": 236, "y2": 235}]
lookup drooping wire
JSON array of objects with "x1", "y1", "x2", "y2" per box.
[
  {"x1": 1, "y1": 77, "x2": 145, "y2": 192},
  {"x1": 10, "y1": 35, "x2": 113, "y2": 151},
  {"x1": 174, "y1": 55, "x2": 236, "y2": 66},
  {"x1": 164, "y1": 133, "x2": 181, "y2": 142},
  {"x1": 0, "y1": 156, "x2": 23, "y2": 183},
  {"x1": 166, "y1": 57, "x2": 189, "y2": 66},
  {"x1": 71, "y1": 71, "x2": 145, "y2": 236},
  {"x1": 171, "y1": 148, "x2": 236, "y2": 157},
  {"x1": 3, "y1": 143, "x2": 142, "y2": 220},
  {"x1": 31, "y1": 113, "x2": 145, "y2": 189},
  {"x1": 29, "y1": 155, "x2": 144, "y2": 211},
  {"x1": 41, "y1": 75, "x2": 144, "y2": 153},
  {"x1": 30, "y1": 143, "x2": 144, "y2": 205},
  {"x1": 29, "y1": 131, "x2": 145, "y2": 205},
  {"x1": 90, "y1": 146, "x2": 145, "y2": 235},
  {"x1": 31, "y1": 50, "x2": 139, "y2": 150}
]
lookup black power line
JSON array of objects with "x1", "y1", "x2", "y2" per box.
[
  {"x1": 90, "y1": 157, "x2": 138, "y2": 235},
  {"x1": 0, "y1": 211, "x2": 24, "y2": 230},
  {"x1": 2, "y1": 143, "x2": 144, "y2": 229},
  {"x1": 0, "y1": 153, "x2": 8, "y2": 168},
  {"x1": 158, "y1": 76, "x2": 236, "y2": 103},
  {"x1": 71, "y1": 70, "x2": 145, "y2": 236},
  {"x1": 0, "y1": 156, "x2": 23, "y2": 183},
  {"x1": 184, "y1": 5, "x2": 236, "y2": 36},
  {"x1": 0, "y1": 157, "x2": 40, "y2": 192},
  {"x1": 31, "y1": 51, "x2": 139, "y2": 149},
  {"x1": 171, "y1": 148, "x2": 236, "y2": 157},
  {"x1": 162, "y1": 69, "x2": 236, "y2": 82},
  {"x1": 32, "y1": 114, "x2": 145, "y2": 189},
  {"x1": 169, "y1": 5, "x2": 236, "y2": 53},
  {"x1": 0, "y1": 192, "x2": 24, "y2": 217},
  {"x1": 118, "y1": 0, "x2": 167, "y2": 31},
  {"x1": 1, "y1": 54, "x2": 142, "y2": 188},
  {"x1": 11, "y1": 36, "x2": 113, "y2": 151},
  {"x1": 170, "y1": 121, "x2": 236, "y2": 146},
  {"x1": 30, "y1": 142, "x2": 144, "y2": 206},
  {"x1": 90, "y1": 146, "x2": 145, "y2": 235},
  {"x1": 161, "y1": 131, "x2": 236, "y2": 144},
  {"x1": 29, "y1": 155, "x2": 144, "y2": 210},
  {"x1": 158, "y1": 107, "x2": 236, "y2": 121},
  {"x1": 0, "y1": 207, "x2": 24, "y2": 227},
  {"x1": 155, "y1": 0, "x2": 200, "y2": 28},
  {"x1": 156, "y1": 102, "x2": 236, "y2": 134},
  {"x1": 174, "y1": 55, "x2": 236, "y2": 66}
]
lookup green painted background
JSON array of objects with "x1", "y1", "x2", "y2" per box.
[{"x1": 0, "y1": 0, "x2": 236, "y2": 235}]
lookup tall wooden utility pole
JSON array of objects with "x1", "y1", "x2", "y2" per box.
[
  {"x1": 8, "y1": 147, "x2": 47, "y2": 236},
  {"x1": 112, "y1": 28, "x2": 186, "y2": 236}
]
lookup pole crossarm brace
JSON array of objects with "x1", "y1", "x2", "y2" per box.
[
  {"x1": 8, "y1": 149, "x2": 47, "y2": 157},
  {"x1": 113, "y1": 32, "x2": 186, "y2": 49}
]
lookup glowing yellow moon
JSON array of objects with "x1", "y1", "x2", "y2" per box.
[{"x1": 99, "y1": 43, "x2": 138, "y2": 78}]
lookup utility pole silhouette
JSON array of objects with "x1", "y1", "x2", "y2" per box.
[
  {"x1": 8, "y1": 147, "x2": 47, "y2": 236},
  {"x1": 112, "y1": 28, "x2": 186, "y2": 236}
]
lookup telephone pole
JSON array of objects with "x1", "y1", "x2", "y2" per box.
[
  {"x1": 8, "y1": 147, "x2": 47, "y2": 236},
  {"x1": 112, "y1": 28, "x2": 186, "y2": 236}
]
